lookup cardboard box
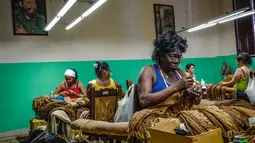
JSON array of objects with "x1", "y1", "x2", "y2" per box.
[{"x1": 150, "y1": 119, "x2": 223, "y2": 143}]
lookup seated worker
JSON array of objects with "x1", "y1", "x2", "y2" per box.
[
  {"x1": 87, "y1": 61, "x2": 125, "y2": 99},
  {"x1": 185, "y1": 63, "x2": 201, "y2": 86},
  {"x1": 219, "y1": 52, "x2": 253, "y2": 101},
  {"x1": 128, "y1": 31, "x2": 203, "y2": 142},
  {"x1": 54, "y1": 69, "x2": 88, "y2": 106},
  {"x1": 186, "y1": 63, "x2": 197, "y2": 81}
]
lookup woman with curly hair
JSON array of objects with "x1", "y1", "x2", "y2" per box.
[
  {"x1": 128, "y1": 30, "x2": 203, "y2": 142},
  {"x1": 138, "y1": 30, "x2": 199, "y2": 109}
]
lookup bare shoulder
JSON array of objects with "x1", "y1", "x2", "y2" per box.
[
  {"x1": 185, "y1": 72, "x2": 190, "y2": 76},
  {"x1": 56, "y1": 81, "x2": 65, "y2": 90},
  {"x1": 141, "y1": 65, "x2": 154, "y2": 73},
  {"x1": 139, "y1": 65, "x2": 155, "y2": 79},
  {"x1": 59, "y1": 81, "x2": 65, "y2": 86},
  {"x1": 87, "y1": 81, "x2": 93, "y2": 86},
  {"x1": 235, "y1": 68, "x2": 242, "y2": 74},
  {"x1": 138, "y1": 65, "x2": 156, "y2": 86},
  {"x1": 78, "y1": 81, "x2": 84, "y2": 86}
]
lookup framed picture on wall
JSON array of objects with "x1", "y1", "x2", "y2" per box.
[
  {"x1": 154, "y1": 4, "x2": 175, "y2": 38},
  {"x1": 11, "y1": 0, "x2": 48, "y2": 36}
]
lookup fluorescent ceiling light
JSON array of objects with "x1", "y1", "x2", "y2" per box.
[
  {"x1": 65, "y1": 17, "x2": 83, "y2": 30},
  {"x1": 187, "y1": 24, "x2": 207, "y2": 32},
  {"x1": 179, "y1": 7, "x2": 249, "y2": 33},
  {"x1": 187, "y1": 9, "x2": 254, "y2": 32},
  {"x1": 57, "y1": 0, "x2": 77, "y2": 17},
  {"x1": 66, "y1": 0, "x2": 107, "y2": 30},
  {"x1": 44, "y1": 17, "x2": 60, "y2": 31},
  {"x1": 208, "y1": 9, "x2": 247, "y2": 24},
  {"x1": 219, "y1": 10, "x2": 255, "y2": 24},
  {"x1": 187, "y1": 23, "x2": 217, "y2": 32},
  {"x1": 44, "y1": 0, "x2": 77, "y2": 31}
]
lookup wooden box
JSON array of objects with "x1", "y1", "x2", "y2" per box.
[{"x1": 150, "y1": 120, "x2": 223, "y2": 143}]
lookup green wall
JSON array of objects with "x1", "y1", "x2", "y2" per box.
[{"x1": 0, "y1": 55, "x2": 254, "y2": 133}]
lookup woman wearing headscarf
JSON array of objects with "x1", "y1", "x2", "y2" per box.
[{"x1": 54, "y1": 69, "x2": 88, "y2": 106}]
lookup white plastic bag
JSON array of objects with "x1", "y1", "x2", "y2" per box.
[
  {"x1": 113, "y1": 84, "x2": 135, "y2": 122},
  {"x1": 245, "y1": 71, "x2": 255, "y2": 104}
]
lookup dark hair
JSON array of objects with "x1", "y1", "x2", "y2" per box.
[
  {"x1": 151, "y1": 30, "x2": 188, "y2": 63},
  {"x1": 94, "y1": 61, "x2": 110, "y2": 77},
  {"x1": 69, "y1": 68, "x2": 78, "y2": 79},
  {"x1": 186, "y1": 63, "x2": 195, "y2": 72},
  {"x1": 236, "y1": 52, "x2": 252, "y2": 65}
]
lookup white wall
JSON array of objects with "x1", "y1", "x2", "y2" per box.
[
  {"x1": 216, "y1": 0, "x2": 237, "y2": 55},
  {"x1": 182, "y1": 0, "x2": 237, "y2": 58},
  {"x1": 0, "y1": 0, "x2": 236, "y2": 63}
]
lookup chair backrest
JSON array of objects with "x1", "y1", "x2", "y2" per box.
[
  {"x1": 88, "y1": 85, "x2": 122, "y2": 122},
  {"x1": 125, "y1": 80, "x2": 142, "y2": 113},
  {"x1": 126, "y1": 80, "x2": 133, "y2": 90},
  {"x1": 133, "y1": 84, "x2": 142, "y2": 113}
]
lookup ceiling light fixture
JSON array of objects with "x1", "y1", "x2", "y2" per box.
[
  {"x1": 219, "y1": 10, "x2": 255, "y2": 24},
  {"x1": 208, "y1": 7, "x2": 248, "y2": 24},
  {"x1": 178, "y1": 7, "x2": 250, "y2": 33},
  {"x1": 44, "y1": 0, "x2": 77, "y2": 31},
  {"x1": 65, "y1": 0, "x2": 107, "y2": 30},
  {"x1": 187, "y1": 23, "x2": 217, "y2": 32}
]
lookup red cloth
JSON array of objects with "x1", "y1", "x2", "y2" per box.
[{"x1": 63, "y1": 81, "x2": 81, "y2": 99}]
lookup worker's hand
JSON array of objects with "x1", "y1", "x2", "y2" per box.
[
  {"x1": 191, "y1": 85, "x2": 202, "y2": 93},
  {"x1": 187, "y1": 83, "x2": 204, "y2": 105},
  {"x1": 173, "y1": 76, "x2": 194, "y2": 91},
  {"x1": 68, "y1": 90, "x2": 79, "y2": 96},
  {"x1": 60, "y1": 91, "x2": 69, "y2": 97}
]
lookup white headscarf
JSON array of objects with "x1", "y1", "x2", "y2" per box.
[{"x1": 64, "y1": 69, "x2": 76, "y2": 77}]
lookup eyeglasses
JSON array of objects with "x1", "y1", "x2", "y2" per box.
[{"x1": 167, "y1": 54, "x2": 183, "y2": 61}]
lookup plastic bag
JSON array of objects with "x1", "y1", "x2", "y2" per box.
[
  {"x1": 245, "y1": 71, "x2": 255, "y2": 104},
  {"x1": 114, "y1": 84, "x2": 135, "y2": 122}
]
